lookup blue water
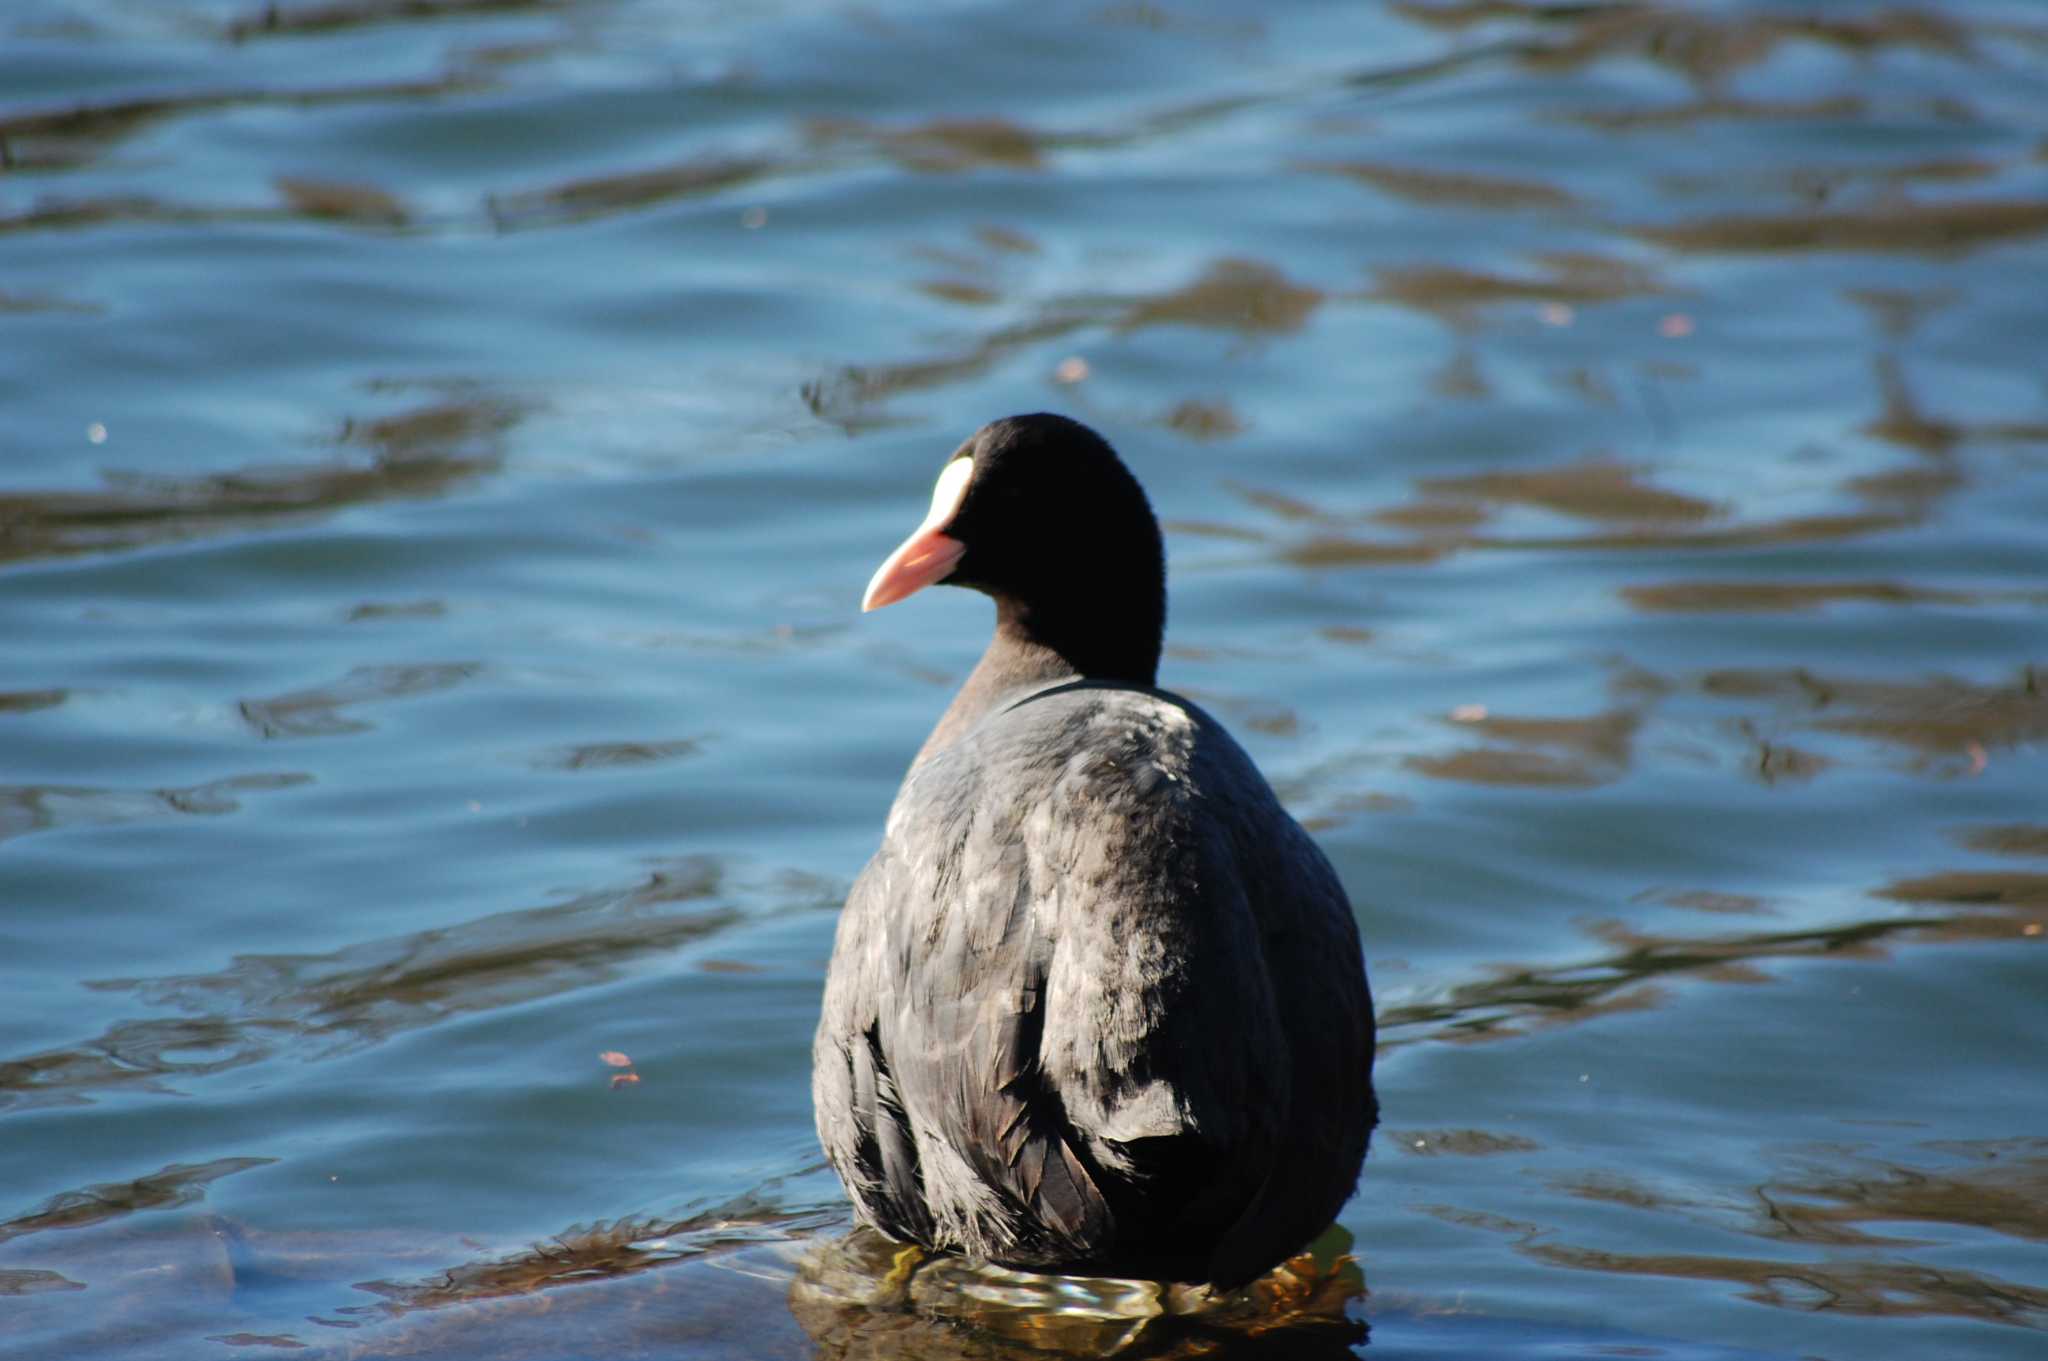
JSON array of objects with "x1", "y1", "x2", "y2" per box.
[{"x1": 3, "y1": 2, "x2": 2046, "y2": 1357}]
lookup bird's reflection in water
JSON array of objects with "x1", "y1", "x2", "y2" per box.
[{"x1": 789, "y1": 1224, "x2": 1367, "y2": 1360}]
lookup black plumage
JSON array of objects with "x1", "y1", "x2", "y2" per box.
[{"x1": 812, "y1": 414, "x2": 1376, "y2": 1289}]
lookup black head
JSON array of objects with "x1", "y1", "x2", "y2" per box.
[{"x1": 863, "y1": 414, "x2": 1167, "y2": 685}]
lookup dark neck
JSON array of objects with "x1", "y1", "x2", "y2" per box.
[
  {"x1": 992, "y1": 594, "x2": 1160, "y2": 687},
  {"x1": 912, "y1": 590, "x2": 1163, "y2": 767}
]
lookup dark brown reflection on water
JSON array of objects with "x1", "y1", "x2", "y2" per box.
[
  {"x1": 1093, "y1": 3, "x2": 1264, "y2": 44},
  {"x1": 485, "y1": 156, "x2": 781, "y2": 231},
  {"x1": 1116, "y1": 259, "x2": 1324, "y2": 338},
  {"x1": 1407, "y1": 706, "x2": 1641, "y2": 789},
  {"x1": 1159, "y1": 399, "x2": 1246, "y2": 441},
  {"x1": 1501, "y1": 1138, "x2": 2048, "y2": 1326},
  {"x1": 1394, "y1": 658, "x2": 2044, "y2": 791},
  {"x1": 1211, "y1": 331, "x2": 2025, "y2": 565},
  {"x1": 343, "y1": 390, "x2": 528, "y2": 458},
  {"x1": 1875, "y1": 870, "x2": 2048, "y2": 921},
  {"x1": 791, "y1": 1226, "x2": 1365, "y2": 1361},
  {"x1": 473, "y1": 80, "x2": 1378, "y2": 239},
  {"x1": 347, "y1": 598, "x2": 448, "y2": 622},
  {"x1": 0, "y1": 289, "x2": 100, "y2": 315},
  {"x1": 805, "y1": 254, "x2": 1321, "y2": 429},
  {"x1": 239, "y1": 663, "x2": 480, "y2": 739},
  {"x1": 0, "y1": 196, "x2": 220, "y2": 236},
  {"x1": 1955, "y1": 825, "x2": 2048, "y2": 858},
  {"x1": 352, "y1": 1194, "x2": 836, "y2": 1317},
  {"x1": 1425, "y1": 458, "x2": 1717, "y2": 522},
  {"x1": 1635, "y1": 199, "x2": 2048, "y2": 258},
  {"x1": 225, "y1": 0, "x2": 565, "y2": 43},
  {"x1": 1524, "y1": 1235, "x2": 2047, "y2": 1325},
  {"x1": 1379, "y1": 867, "x2": 2045, "y2": 1050},
  {"x1": 808, "y1": 117, "x2": 1050, "y2": 173},
  {"x1": 1753, "y1": 1139, "x2": 2048, "y2": 1246},
  {"x1": 1641, "y1": 888, "x2": 1775, "y2": 917},
  {"x1": 1567, "y1": 94, "x2": 1870, "y2": 133},
  {"x1": 1863, "y1": 353, "x2": 2048, "y2": 454},
  {"x1": 0, "y1": 772, "x2": 312, "y2": 845},
  {"x1": 1664, "y1": 156, "x2": 2003, "y2": 207},
  {"x1": 805, "y1": 86, "x2": 1328, "y2": 181},
  {"x1": 65, "y1": 1201, "x2": 1366, "y2": 1357},
  {"x1": 1393, "y1": 3, "x2": 1977, "y2": 85},
  {"x1": 1622, "y1": 580, "x2": 1991, "y2": 612},
  {"x1": 1847, "y1": 284, "x2": 1958, "y2": 339},
  {"x1": 1428, "y1": 347, "x2": 1491, "y2": 400},
  {"x1": 0, "y1": 1268, "x2": 82, "y2": 1296},
  {"x1": 1867, "y1": 352, "x2": 1966, "y2": 456},
  {"x1": 0, "y1": 1157, "x2": 275, "y2": 1247},
  {"x1": 1385, "y1": 1128, "x2": 1540, "y2": 1157},
  {"x1": 1369, "y1": 252, "x2": 1664, "y2": 327},
  {"x1": 916, "y1": 277, "x2": 1002, "y2": 306},
  {"x1": 803, "y1": 308, "x2": 1095, "y2": 432},
  {"x1": 1699, "y1": 666, "x2": 2047, "y2": 774},
  {"x1": 0, "y1": 1190, "x2": 827, "y2": 1355},
  {"x1": 0, "y1": 859, "x2": 747, "y2": 1113},
  {"x1": 0, "y1": 76, "x2": 482, "y2": 175},
  {"x1": 0, "y1": 394, "x2": 518, "y2": 568},
  {"x1": 1302, "y1": 160, "x2": 1578, "y2": 212},
  {"x1": 526, "y1": 737, "x2": 704, "y2": 771},
  {"x1": 275, "y1": 175, "x2": 410, "y2": 228}
]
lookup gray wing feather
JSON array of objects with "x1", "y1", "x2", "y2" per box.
[{"x1": 813, "y1": 684, "x2": 1371, "y2": 1279}]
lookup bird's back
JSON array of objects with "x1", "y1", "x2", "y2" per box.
[{"x1": 812, "y1": 679, "x2": 1375, "y2": 1286}]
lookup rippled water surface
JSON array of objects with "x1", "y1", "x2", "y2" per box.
[{"x1": 4, "y1": 1, "x2": 2046, "y2": 1357}]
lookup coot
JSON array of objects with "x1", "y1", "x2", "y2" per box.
[{"x1": 813, "y1": 414, "x2": 1375, "y2": 1289}]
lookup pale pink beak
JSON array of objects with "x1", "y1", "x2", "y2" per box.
[{"x1": 862, "y1": 458, "x2": 974, "y2": 612}]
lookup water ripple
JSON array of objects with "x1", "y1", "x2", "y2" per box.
[{"x1": 0, "y1": 859, "x2": 746, "y2": 1114}]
